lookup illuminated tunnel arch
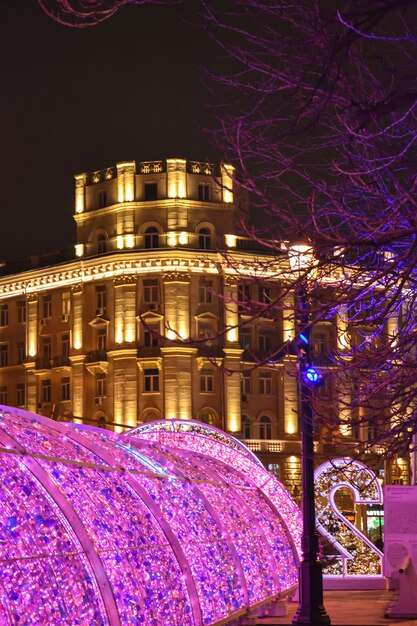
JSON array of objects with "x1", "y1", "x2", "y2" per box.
[{"x1": 0, "y1": 408, "x2": 301, "y2": 626}]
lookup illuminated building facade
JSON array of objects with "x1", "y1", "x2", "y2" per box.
[{"x1": 0, "y1": 158, "x2": 409, "y2": 492}]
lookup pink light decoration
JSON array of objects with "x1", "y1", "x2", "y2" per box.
[{"x1": 0, "y1": 408, "x2": 301, "y2": 625}]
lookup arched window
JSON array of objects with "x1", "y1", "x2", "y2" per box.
[
  {"x1": 241, "y1": 414, "x2": 251, "y2": 439},
  {"x1": 97, "y1": 233, "x2": 107, "y2": 254},
  {"x1": 97, "y1": 415, "x2": 106, "y2": 429},
  {"x1": 199, "y1": 410, "x2": 215, "y2": 426},
  {"x1": 144, "y1": 227, "x2": 159, "y2": 249},
  {"x1": 198, "y1": 228, "x2": 211, "y2": 250},
  {"x1": 259, "y1": 415, "x2": 272, "y2": 440}
]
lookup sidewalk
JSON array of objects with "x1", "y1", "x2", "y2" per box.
[{"x1": 257, "y1": 590, "x2": 417, "y2": 626}]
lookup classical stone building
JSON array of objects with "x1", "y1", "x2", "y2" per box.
[{"x1": 0, "y1": 157, "x2": 409, "y2": 492}]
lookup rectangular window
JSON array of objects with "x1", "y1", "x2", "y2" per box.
[
  {"x1": 0, "y1": 386, "x2": 7, "y2": 405},
  {"x1": 238, "y1": 327, "x2": 251, "y2": 349},
  {"x1": 144, "y1": 183, "x2": 158, "y2": 201},
  {"x1": 238, "y1": 284, "x2": 250, "y2": 311},
  {"x1": 17, "y1": 300, "x2": 26, "y2": 323},
  {"x1": 259, "y1": 371, "x2": 272, "y2": 395},
  {"x1": 0, "y1": 304, "x2": 8, "y2": 327},
  {"x1": 61, "y1": 377, "x2": 71, "y2": 401},
  {"x1": 200, "y1": 369, "x2": 214, "y2": 393},
  {"x1": 42, "y1": 337, "x2": 52, "y2": 360},
  {"x1": 97, "y1": 329, "x2": 107, "y2": 351},
  {"x1": 61, "y1": 333, "x2": 70, "y2": 358},
  {"x1": 0, "y1": 344, "x2": 8, "y2": 367},
  {"x1": 98, "y1": 190, "x2": 107, "y2": 208},
  {"x1": 241, "y1": 371, "x2": 251, "y2": 395},
  {"x1": 144, "y1": 325, "x2": 159, "y2": 347},
  {"x1": 17, "y1": 342, "x2": 26, "y2": 365},
  {"x1": 95, "y1": 285, "x2": 107, "y2": 313},
  {"x1": 16, "y1": 383, "x2": 25, "y2": 407},
  {"x1": 258, "y1": 286, "x2": 271, "y2": 303},
  {"x1": 41, "y1": 379, "x2": 51, "y2": 403},
  {"x1": 42, "y1": 295, "x2": 52, "y2": 319},
  {"x1": 144, "y1": 368, "x2": 159, "y2": 393},
  {"x1": 259, "y1": 330, "x2": 272, "y2": 352},
  {"x1": 199, "y1": 279, "x2": 213, "y2": 304},
  {"x1": 198, "y1": 184, "x2": 210, "y2": 202},
  {"x1": 61, "y1": 292, "x2": 71, "y2": 317},
  {"x1": 143, "y1": 280, "x2": 159, "y2": 308},
  {"x1": 96, "y1": 373, "x2": 107, "y2": 398}
]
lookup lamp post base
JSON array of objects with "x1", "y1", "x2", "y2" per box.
[{"x1": 292, "y1": 560, "x2": 331, "y2": 626}]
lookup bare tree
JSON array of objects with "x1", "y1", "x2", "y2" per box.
[
  {"x1": 38, "y1": 0, "x2": 180, "y2": 27},
  {"x1": 202, "y1": 0, "x2": 417, "y2": 466}
]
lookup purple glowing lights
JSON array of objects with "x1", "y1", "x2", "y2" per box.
[{"x1": 0, "y1": 408, "x2": 301, "y2": 625}]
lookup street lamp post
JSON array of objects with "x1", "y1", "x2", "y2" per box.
[{"x1": 288, "y1": 246, "x2": 330, "y2": 626}]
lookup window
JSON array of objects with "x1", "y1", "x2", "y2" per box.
[
  {"x1": 0, "y1": 344, "x2": 8, "y2": 367},
  {"x1": 258, "y1": 286, "x2": 271, "y2": 303},
  {"x1": 0, "y1": 304, "x2": 8, "y2": 327},
  {"x1": 241, "y1": 371, "x2": 251, "y2": 395},
  {"x1": 41, "y1": 337, "x2": 52, "y2": 360},
  {"x1": 61, "y1": 377, "x2": 71, "y2": 401},
  {"x1": 259, "y1": 329, "x2": 272, "y2": 352},
  {"x1": 0, "y1": 386, "x2": 7, "y2": 404},
  {"x1": 268, "y1": 463, "x2": 280, "y2": 479},
  {"x1": 198, "y1": 228, "x2": 211, "y2": 250},
  {"x1": 144, "y1": 368, "x2": 159, "y2": 393},
  {"x1": 17, "y1": 342, "x2": 25, "y2": 365},
  {"x1": 98, "y1": 190, "x2": 107, "y2": 208},
  {"x1": 199, "y1": 279, "x2": 213, "y2": 304},
  {"x1": 97, "y1": 329, "x2": 107, "y2": 351},
  {"x1": 241, "y1": 414, "x2": 251, "y2": 439},
  {"x1": 200, "y1": 368, "x2": 214, "y2": 393},
  {"x1": 61, "y1": 333, "x2": 70, "y2": 358},
  {"x1": 96, "y1": 373, "x2": 107, "y2": 398},
  {"x1": 259, "y1": 371, "x2": 272, "y2": 395},
  {"x1": 239, "y1": 327, "x2": 251, "y2": 349},
  {"x1": 144, "y1": 280, "x2": 159, "y2": 308},
  {"x1": 144, "y1": 324, "x2": 159, "y2": 347},
  {"x1": 260, "y1": 415, "x2": 272, "y2": 439},
  {"x1": 144, "y1": 227, "x2": 159, "y2": 249},
  {"x1": 16, "y1": 383, "x2": 25, "y2": 407},
  {"x1": 144, "y1": 183, "x2": 158, "y2": 201},
  {"x1": 198, "y1": 184, "x2": 210, "y2": 202},
  {"x1": 97, "y1": 233, "x2": 107, "y2": 254},
  {"x1": 17, "y1": 300, "x2": 26, "y2": 323},
  {"x1": 238, "y1": 284, "x2": 250, "y2": 311},
  {"x1": 200, "y1": 410, "x2": 215, "y2": 426},
  {"x1": 61, "y1": 292, "x2": 71, "y2": 316},
  {"x1": 198, "y1": 318, "x2": 216, "y2": 341},
  {"x1": 95, "y1": 285, "x2": 107, "y2": 314},
  {"x1": 41, "y1": 379, "x2": 51, "y2": 403},
  {"x1": 42, "y1": 295, "x2": 52, "y2": 319}
]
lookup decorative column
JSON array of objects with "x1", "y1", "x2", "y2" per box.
[
  {"x1": 162, "y1": 271, "x2": 194, "y2": 420},
  {"x1": 283, "y1": 358, "x2": 298, "y2": 435},
  {"x1": 74, "y1": 173, "x2": 86, "y2": 214},
  {"x1": 110, "y1": 275, "x2": 138, "y2": 428},
  {"x1": 223, "y1": 276, "x2": 239, "y2": 345},
  {"x1": 223, "y1": 348, "x2": 243, "y2": 433},
  {"x1": 221, "y1": 164, "x2": 234, "y2": 204},
  {"x1": 116, "y1": 161, "x2": 135, "y2": 203},
  {"x1": 70, "y1": 284, "x2": 84, "y2": 421}
]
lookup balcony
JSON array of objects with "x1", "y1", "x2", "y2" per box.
[
  {"x1": 35, "y1": 357, "x2": 51, "y2": 371},
  {"x1": 85, "y1": 349, "x2": 108, "y2": 375},
  {"x1": 52, "y1": 355, "x2": 71, "y2": 369},
  {"x1": 243, "y1": 439, "x2": 284, "y2": 453},
  {"x1": 137, "y1": 345, "x2": 162, "y2": 358}
]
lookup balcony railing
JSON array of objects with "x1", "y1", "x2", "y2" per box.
[
  {"x1": 52, "y1": 355, "x2": 71, "y2": 368},
  {"x1": 85, "y1": 349, "x2": 107, "y2": 363},
  {"x1": 35, "y1": 357, "x2": 51, "y2": 370}
]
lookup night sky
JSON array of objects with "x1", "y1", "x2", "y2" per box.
[{"x1": 0, "y1": 1, "x2": 222, "y2": 263}]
